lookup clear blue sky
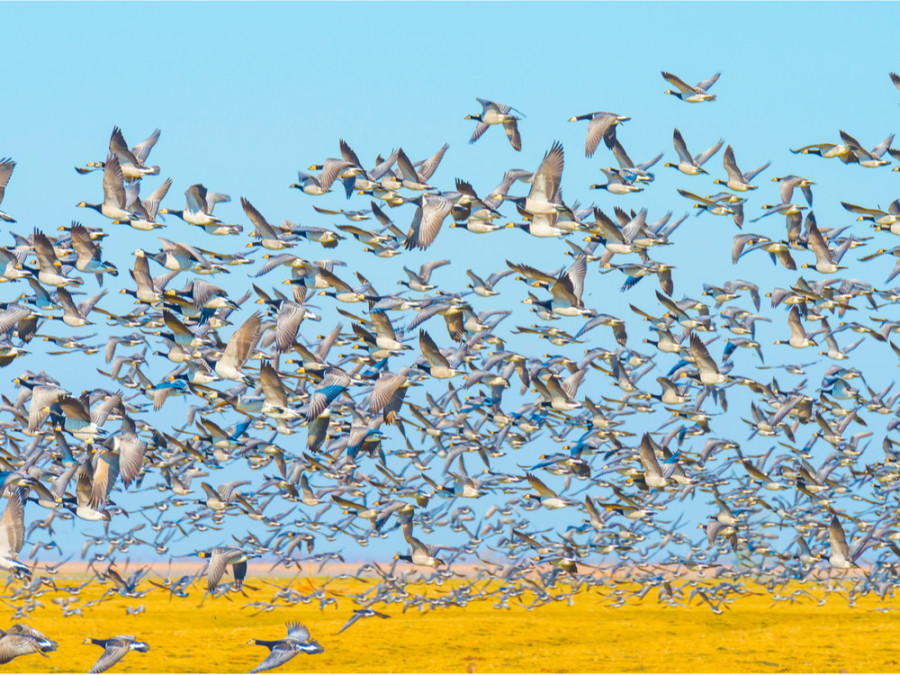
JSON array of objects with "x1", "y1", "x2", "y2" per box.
[{"x1": 3, "y1": 2, "x2": 900, "y2": 562}]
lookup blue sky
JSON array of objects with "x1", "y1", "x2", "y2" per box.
[{"x1": 3, "y1": 2, "x2": 900, "y2": 562}]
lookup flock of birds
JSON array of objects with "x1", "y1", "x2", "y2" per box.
[{"x1": 0, "y1": 70, "x2": 898, "y2": 671}]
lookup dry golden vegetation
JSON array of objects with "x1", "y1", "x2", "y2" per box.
[{"x1": 1, "y1": 572, "x2": 898, "y2": 673}]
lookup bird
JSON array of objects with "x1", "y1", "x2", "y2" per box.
[
  {"x1": 0, "y1": 624, "x2": 57, "y2": 665},
  {"x1": 827, "y1": 515, "x2": 871, "y2": 570},
  {"x1": 661, "y1": 71, "x2": 720, "y2": 102},
  {"x1": 775, "y1": 306, "x2": 818, "y2": 349},
  {"x1": 160, "y1": 184, "x2": 237, "y2": 234},
  {"x1": 666, "y1": 129, "x2": 724, "y2": 175},
  {"x1": 505, "y1": 141, "x2": 565, "y2": 215},
  {"x1": 336, "y1": 608, "x2": 390, "y2": 635},
  {"x1": 466, "y1": 98, "x2": 523, "y2": 151},
  {"x1": 524, "y1": 472, "x2": 571, "y2": 509},
  {"x1": 567, "y1": 112, "x2": 630, "y2": 158},
  {"x1": 83, "y1": 636, "x2": 150, "y2": 674},
  {"x1": 403, "y1": 194, "x2": 453, "y2": 251},
  {"x1": 248, "y1": 622, "x2": 323, "y2": 672},
  {"x1": 195, "y1": 547, "x2": 259, "y2": 593},
  {"x1": 714, "y1": 145, "x2": 770, "y2": 191},
  {"x1": 76, "y1": 154, "x2": 135, "y2": 221}
]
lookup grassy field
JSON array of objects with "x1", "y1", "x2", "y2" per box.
[{"x1": 1, "y1": 572, "x2": 898, "y2": 673}]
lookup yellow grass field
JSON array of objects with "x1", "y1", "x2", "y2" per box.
[{"x1": 2, "y1": 571, "x2": 898, "y2": 673}]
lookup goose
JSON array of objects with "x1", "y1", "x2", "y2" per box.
[
  {"x1": 523, "y1": 472, "x2": 573, "y2": 509},
  {"x1": 77, "y1": 126, "x2": 161, "y2": 181},
  {"x1": 666, "y1": 129, "x2": 724, "y2": 175},
  {"x1": 590, "y1": 167, "x2": 643, "y2": 194},
  {"x1": 160, "y1": 184, "x2": 236, "y2": 233},
  {"x1": 638, "y1": 433, "x2": 667, "y2": 488},
  {"x1": 241, "y1": 197, "x2": 297, "y2": 250},
  {"x1": 249, "y1": 623, "x2": 323, "y2": 672},
  {"x1": 714, "y1": 145, "x2": 770, "y2": 191},
  {"x1": 397, "y1": 143, "x2": 449, "y2": 191},
  {"x1": 775, "y1": 306, "x2": 817, "y2": 349},
  {"x1": 466, "y1": 98, "x2": 523, "y2": 151},
  {"x1": 465, "y1": 268, "x2": 513, "y2": 297},
  {"x1": 827, "y1": 515, "x2": 874, "y2": 569},
  {"x1": 31, "y1": 229, "x2": 84, "y2": 288},
  {"x1": 803, "y1": 218, "x2": 849, "y2": 274},
  {"x1": 771, "y1": 175, "x2": 815, "y2": 206},
  {"x1": 686, "y1": 333, "x2": 730, "y2": 385},
  {"x1": 83, "y1": 636, "x2": 150, "y2": 674},
  {"x1": 567, "y1": 111, "x2": 629, "y2": 157},
  {"x1": 839, "y1": 130, "x2": 893, "y2": 167},
  {"x1": 790, "y1": 140, "x2": 855, "y2": 161},
  {"x1": 397, "y1": 533, "x2": 447, "y2": 567},
  {"x1": 69, "y1": 222, "x2": 118, "y2": 282},
  {"x1": 107, "y1": 126, "x2": 161, "y2": 180},
  {"x1": 661, "y1": 70, "x2": 720, "y2": 102},
  {"x1": 195, "y1": 546, "x2": 259, "y2": 592},
  {"x1": 417, "y1": 329, "x2": 464, "y2": 379},
  {"x1": 504, "y1": 141, "x2": 565, "y2": 215},
  {"x1": 841, "y1": 198, "x2": 900, "y2": 232},
  {"x1": 609, "y1": 138, "x2": 662, "y2": 183},
  {"x1": 403, "y1": 194, "x2": 453, "y2": 250},
  {"x1": 336, "y1": 608, "x2": 390, "y2": 635},
  {"x1": 76, "y1": 154, "x2": 135, "y2": 221},
  {"x1": 291, "y1": 159, "x2": 353, "y2": 196},
  {"x1": 0, "y1": 625, "x2": 57, "y2": 665}
]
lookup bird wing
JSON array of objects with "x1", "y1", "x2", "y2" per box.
[
  {"x1": 806, "y1": 221, "x2": 834, "y2": 265},
  {"x1": 241, "y1": 197, "x2": 279, "y2": 240},
  {"x1": 274, "y1": 303, "x2": 304, "y2": 353},
  {"x1": 131, "y1": 128, "x2": 161, "y2": 164},
  {"x1": 529, "y1": 141, "x2": 564, "y2": 204},
  {"x1": 413, "y1": 197, "x2": 452, "y2": 250},
  {"x1": 585, "y1": 114, "x2": 615, "y2": 158},
  {"x1": 502, "y1": 119, "x2": 522, "y2": 151},
  {"x1": 0, "y1": 158, "x2": 15, "y2": 206},
  {"x1": 251, "y1": 643, "x2": 298, "y2": 673},
  {"x1": 260, "y1": 361, "x2": 288, "y2": 409},
  {"x1": 102, "y1": 154, "x2": 127, "y2": 208},
  {"x1": 417, "y1": 143, "x2": 450, "y2": 181},
  {"x1": 206, "y1": 549, "x2": 230, "y2": 591},
  {"x1": 70, "y1": 222, "x2": 100, "y2": 264},
  {"x1": 285, "y1": 623, "x2": 311, "y2": 642},
  {"x1": 31, "y1": 230, "x2": 60, "y2": 270},
  {"x1": 469, "y1": 120, "x2": 490, "y2": 145},
  {"x1": 525, "y1": 472, "x2": 557, "y2": 498},
  {"x1": 829, "y1": 515, "x2": 851, "y2": 559},
  {"x1": 0, "y1": 490, "x2": 25, "y2": 557},
  {"x1": 661, "y1": 71, "x2": 695, "y2": 94},
  {"x1": 672, "y1": 128, "x2": 693, "y2": 164},
  {"x1": 722, "y1": 145, "x2": 743, "y2": 182},
  {"x1": 694, "y1": 139, "x2": 724, "y2": 166},
  {"x1": 419, "y1": 330, "x2": 450, "y2": 368},
  {"x1": 89, "y1": 642, "x2": 131, "y2": 674},
  {"x1": 590, "y1": 207, "x2": 626, "y2": 244},
  {"x1": 336, "y1": 613, "x2": 361, "y2": 635},
  {"x1": 0, "y1": 635, "x2": 43, "y2": 665},
  {"x1": 695, "y1": 72, "x2": 721, "y2": 91},
  {"x1": 223, "y1": 312, "x2": 263, "y2": 370},
  {"x1": 639, "y1": 434, "x2": 664, "y2": 478},
  {"x1": 689, "y1": 333, "x2": 720, "y2": 375}
]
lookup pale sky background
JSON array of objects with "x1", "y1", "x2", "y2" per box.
[{"x1": 2, "y1": 2, "x2": 899, "y2": 562}]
